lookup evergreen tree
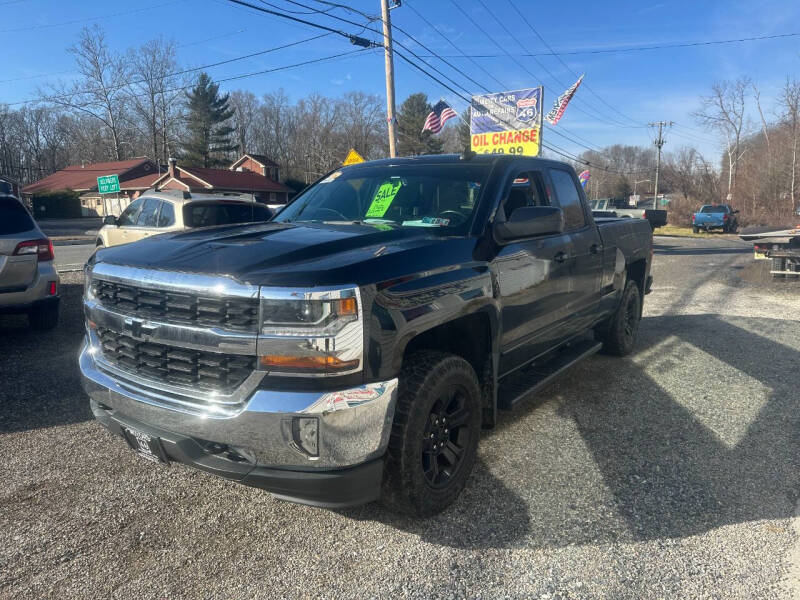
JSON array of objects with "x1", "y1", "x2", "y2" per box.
[
  {"x1": 612, "y1": 175, "x2": 633, "y2": 199},
  {"x1": 182, "y1": 72, "x2": 238, "y2": 167},
  {"x1": 397, "y1": 93, "x2": 444, "y2": 156}
]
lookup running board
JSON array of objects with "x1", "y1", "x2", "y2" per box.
[{"x1": 497, "y1": 340, "x2": 602, "y2": 410}]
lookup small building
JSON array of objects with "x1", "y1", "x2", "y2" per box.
[
  {"x1": 21, "y1": 158, "x2": 162, "y2": 217},
  {"x1": 20, "y1": 154, "x2": 291, "y2": 218},
  {"x1": 154, "y1": 157, "x2": 291, "y2": 205}
]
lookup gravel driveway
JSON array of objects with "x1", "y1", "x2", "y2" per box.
[{"x1": 1, "y1": 235, "x2": 799, "y2": 599}]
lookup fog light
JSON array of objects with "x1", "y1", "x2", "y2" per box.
[{"x1": 292, "y1": 417, "x2": 319, "y2": 457}]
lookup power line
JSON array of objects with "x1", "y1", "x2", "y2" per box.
[
  {"x1": 0, "y1": 29, "x2": 250, "y2": 85},
  {"x1": 471, "y1": 0, "x2": 639, "y2": 129},
  {"x1": 8, "y1": 33, "x2": 334, "y2": 107},
  {"x1": 403, "y1": 1, "x2": 505, "y2": 90},
  {"x1": 402, "y1": 1, "x2": 605, "y2": 152},
  {"x1": 413, "y1": 31, "x2": 800, "y2": 58},
  {"x1": 226, "y1": 0, "x2": 374, "y2": 44},
  {"x1": 505, "y1": 0, "x2": 643, "y2": 128},
  {"x1": 0, "y1": 0, "x2": 184, "y2": 33},
  {"x1": 446, "y1": 0, "x2": 641, "y2": 130}
]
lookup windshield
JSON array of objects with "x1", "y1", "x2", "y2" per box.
[
  {"x1": 700, "y1": 205, "x2": 727, "y2": 213},
  {"x1": 183, "y1": 201, "x2": 272, "y2": 227},
  {"x1": 273, "y1": 164, "x2": 490, "y2": 233},
  {"x1": 0, "y1": 197, "x2": 35, "y2": 235}
]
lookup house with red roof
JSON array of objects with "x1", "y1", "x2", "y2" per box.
[
  {"x1": 154, "y1": 156, "x2": 291, "y2": 205},
  {"x1": 22, "y1": 154, "x2": 291, "y2": 217},
  {"x1": 21, "y1": 158, "x2": 163, "y2": 217}
]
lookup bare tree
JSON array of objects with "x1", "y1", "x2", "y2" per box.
[
  {"x1": 229, "y1": 90, "x2": 259, "y2": 156},
  {"x1": 43, "y1": 26, "x2": 132, "y2": 161},
  {"x1": 694, "y1": 78, "x2": 750, "y2": 200},
  {"x1": 130, "y1": 37, "x2": 182, "y2": 165},
  {"x1": 779, "y1": 78, "x2": 800, "y2": 211}
]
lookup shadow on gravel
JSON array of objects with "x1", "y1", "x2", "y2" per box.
[
  {"x1": 0, "y1": 281, "x2": 92, "y2": 433},
  {"x1": 338, "y1": 458, "x2": 532, "y2": 549},
  {"x1": 557, "y1": 313, "x2": 800, "y2": 543}
]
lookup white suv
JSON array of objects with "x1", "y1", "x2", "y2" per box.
[{"x1": 96, "y1": 190, "x2": 273, "y2": 249}]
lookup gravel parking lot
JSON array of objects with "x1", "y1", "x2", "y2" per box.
[{"x1": 2, "y1": 235, "x2": 799, "y2": 599}]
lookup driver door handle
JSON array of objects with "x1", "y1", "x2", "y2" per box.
[
  {"x1": 554, "y1": 251, "x2": 569, "y2": 263},
  {"x1": 589, "y1": 243, "x2": 600, "y2": 254}
]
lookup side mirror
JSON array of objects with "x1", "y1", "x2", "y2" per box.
[
  {"x1": 103, "y1": 215, "x2": 117, "y2": 226},
  {"x1": 494, "y1": 206, "x2": 564, "y2": 244}
]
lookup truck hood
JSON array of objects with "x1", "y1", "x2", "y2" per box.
[{"x1": 93, "y1": 222, "x2": 478, "y2": 287}]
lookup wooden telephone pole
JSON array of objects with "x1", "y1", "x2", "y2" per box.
[
  {"x1": 380, "y1": 0, "x2": 398, "y2": 157},
  {"x1": 649, "y1": 121, "x2": 673, "y2": 209}
]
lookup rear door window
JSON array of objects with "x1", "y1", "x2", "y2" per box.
[
  {"x1": 183, "y1": 202, "x2": 271, "y2": 227},
  {"x1": 549, "y1": 169, "x2": 587, "y2": 230},
  {"x1": 0, "y1": 198, "x2": 35, "y2": 235},
  {"x1": 157, "y1": 201, "x2": 175, "y2": 227}
]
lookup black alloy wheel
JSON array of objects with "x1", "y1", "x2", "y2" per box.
[{"x1": 421, "y1": 387, "x2": 472, "y2": 489}]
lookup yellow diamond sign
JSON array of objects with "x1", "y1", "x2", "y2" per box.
[{"x1": 343, "y1": 148, "x2": 365, "y2": 166}]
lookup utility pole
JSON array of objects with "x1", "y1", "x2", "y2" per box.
[
  {"x1": 380, "y1": 0, "x2": 398, "y2": 158},
  {"x1": 649, "y1": 121, "x2": 673, "y2": 209}
]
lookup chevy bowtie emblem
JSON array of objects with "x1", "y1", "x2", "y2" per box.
[{"x1": 123, "y1": 317, "x2": 157, "y2": 338}]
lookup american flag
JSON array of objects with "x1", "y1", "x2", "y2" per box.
[{"x1": 422, "y1": 100, "x2": 458, "y2": 134}]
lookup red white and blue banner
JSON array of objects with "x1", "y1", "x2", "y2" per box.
[{"x1": 546, "y1": 74, "x2": 584, "y2": 126}]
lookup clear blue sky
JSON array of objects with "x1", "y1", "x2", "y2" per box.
[{"x1": 3, "y1": 0, "x2": 800, "y2": 160}]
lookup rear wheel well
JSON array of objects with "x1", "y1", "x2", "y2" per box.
[
  {"x1": 402, "y1": 313, "x2": 494, "y2": 426},
  {"x1": 626, "y1": 259, "x2": 647, "y2": 295}
]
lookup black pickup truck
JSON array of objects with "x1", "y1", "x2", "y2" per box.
[{"x1": 80, "y1": 154, "x2": 653, "y2": 516}]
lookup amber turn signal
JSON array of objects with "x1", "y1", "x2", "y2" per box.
[
  {"x1": 259, "y1": 354, "x2": 359, "y2": 372},
  {"x1": 335, "y1": 297, "x2": 357, "y2": 316}
]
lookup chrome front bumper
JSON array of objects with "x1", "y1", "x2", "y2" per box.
[{"x1": 79, "y1": 339, "x2": 398, "y2": 470}]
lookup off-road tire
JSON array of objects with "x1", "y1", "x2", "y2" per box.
[
  {"x1": 382, "y1": 351, "x2": 481, "y2": 517},
  {"x1": 597, "y1": 280, "x2": 641, "y2": 356},
  {"x1": 28, "y1": 303, "x2": 59, "y2": 330}
]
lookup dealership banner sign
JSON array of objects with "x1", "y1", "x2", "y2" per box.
[{"x1": 470, "y1": 86, "x2": 543, "y2": 157}]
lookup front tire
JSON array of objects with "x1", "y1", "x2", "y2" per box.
[
  {"x1": 597, "y1": 280, "x2": 642, "y2": 356},
  {"x1": 382, "y1": 351, "x2": 481, "y2": 517},
  {"x1": 693, "y1": 226, "x2": 699, "y2": 234}
]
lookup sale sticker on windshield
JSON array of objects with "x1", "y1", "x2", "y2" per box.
[{"x1": 366, "y1": 181, "x2": 402, "y2": 218}]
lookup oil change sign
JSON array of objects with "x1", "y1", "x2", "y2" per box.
[
  {"x1": 470, "y1": 87, "x2": 543, "y2": 157},
  {"x1": 366, "y1": 181, "x2": 402, "y2": 218}
]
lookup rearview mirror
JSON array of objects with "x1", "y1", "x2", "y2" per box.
[
  {"x1": 494, "y1": 206, "x2": 564, "y2": 244},
  {"x1": 103, "y1": 215, "x2": 117, "y2": 226}
]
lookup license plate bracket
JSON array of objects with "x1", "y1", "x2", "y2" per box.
[{"x1": 121, "y1": 425, "x2": 170, "y2": 465}]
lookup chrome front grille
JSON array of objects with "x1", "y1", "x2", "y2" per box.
[
  {"x1": 92, "y1": 279, "x2": 259, "y2": 331},
  {"x1": 96, "y1": 327, "x2": 256, "y2": 394}
]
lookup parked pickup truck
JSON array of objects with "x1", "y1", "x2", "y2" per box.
[
  {"x1": 692, "y1": 204, "x2": 739, "y2": 233},
  {"x1": 589, "y1": 197, "x2": 667, "y2": 230},
  {"x1": 80, "y1": 154, "x2": 653, "y2": 516}
]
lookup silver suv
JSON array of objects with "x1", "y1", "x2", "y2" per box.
[{"x1": 0, "y1": 195, "x2": 60, "y2": 329}]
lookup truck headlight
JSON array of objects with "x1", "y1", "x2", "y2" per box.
[
  {"x1": 257, "y1": 286, "x2": 363, "y2": 375},
  {"x1": 83, "y1": 264, "x2": 95, "y2": 300}
]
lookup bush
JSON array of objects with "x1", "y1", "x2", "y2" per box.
[{"x1": 31, "y1": 190, "x2": 82, "y2": 219}]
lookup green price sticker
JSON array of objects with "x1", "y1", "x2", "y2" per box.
[{"x1": 366, "y1": 181, "x2": 402, "y2": 218}]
